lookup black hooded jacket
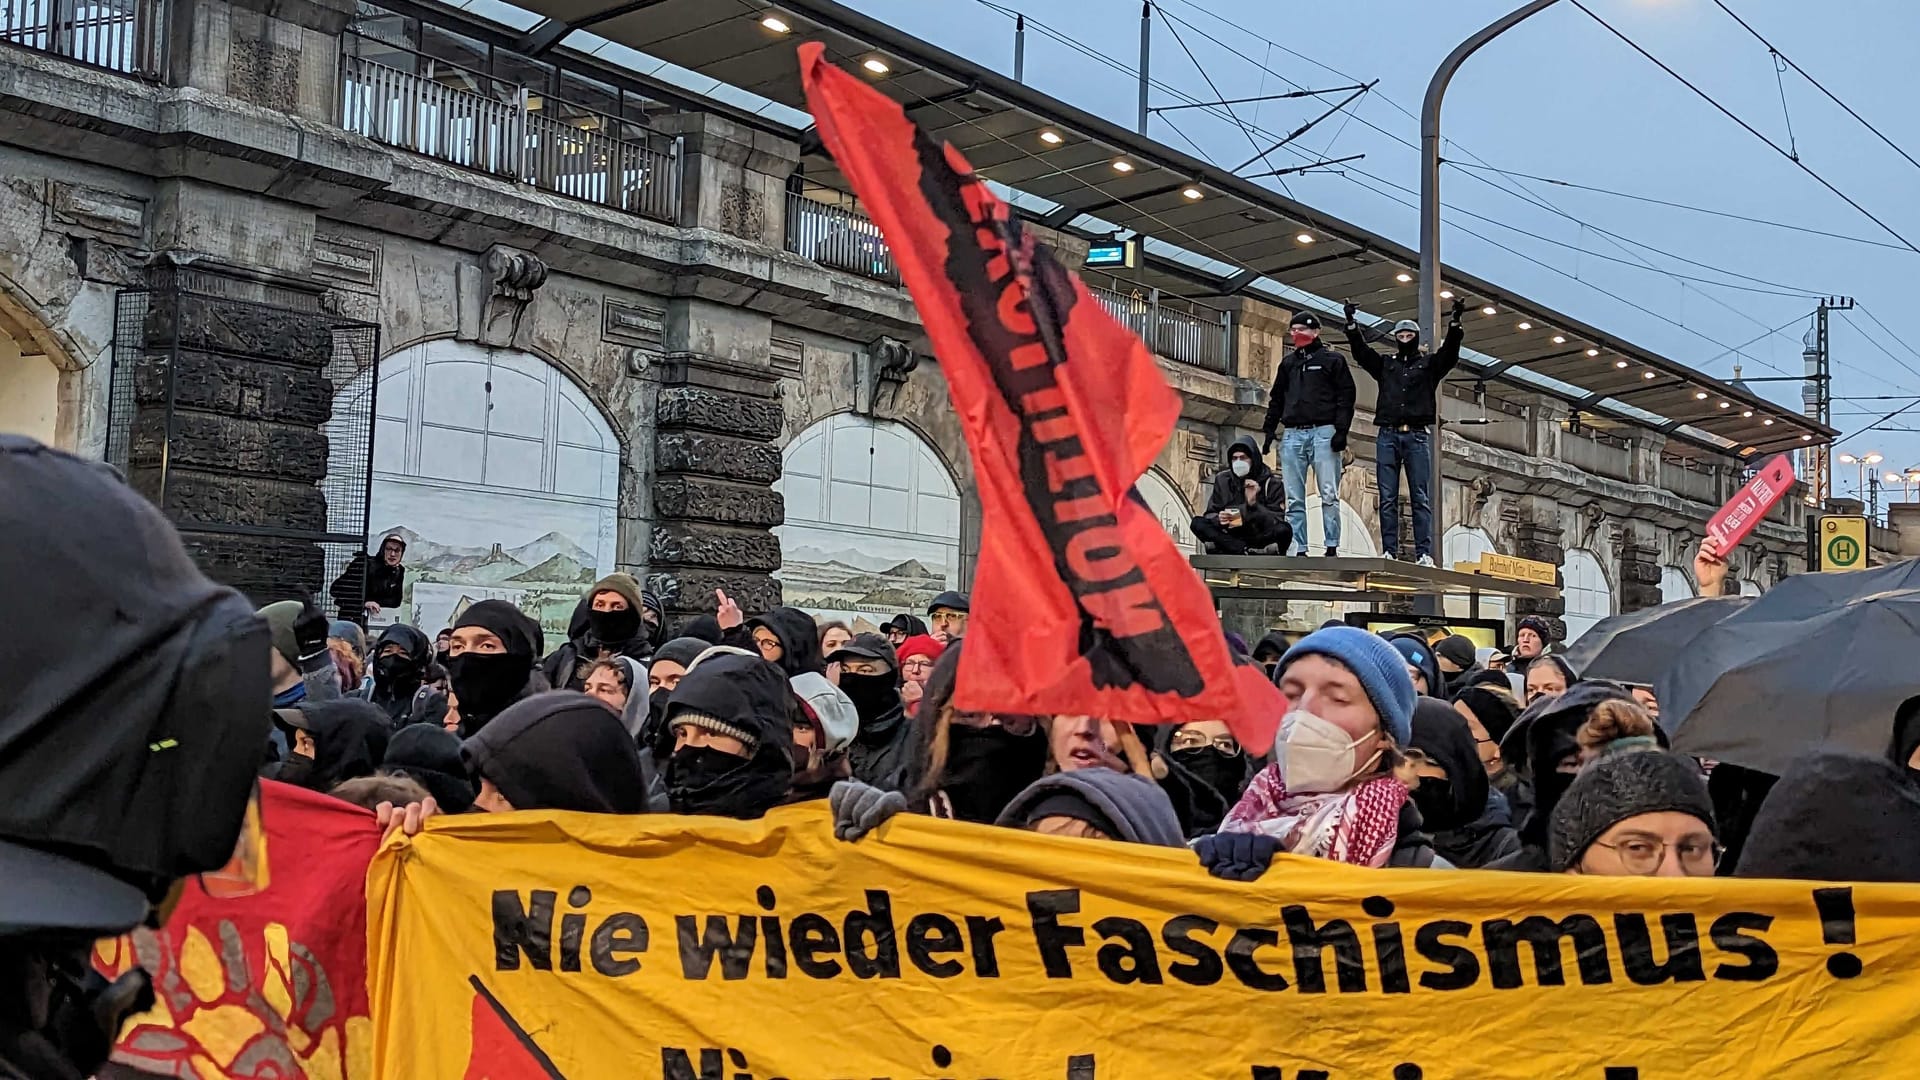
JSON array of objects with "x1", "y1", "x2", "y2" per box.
[
  {"x1": 1487, "y1": 682, "x2": 1635, "y2": 871},
  {"x1": 462, "y1": 691, "x2": 648, "y2": 814},
  {"x1": 663, "y1": 652, "x2": 796, "y2": 818},
  {"x1": 382, "y1": 724, "x2": 476, "y2": 814},
  {"x1": 448, "y1": 600, "x2": 547, "y2": 736},
  {"x1": 1345, "y1": 322, "x2": 1463, "y2": 428},
  {"x1": 285, "y1": 699, "x2": 382, "y2": 792},
  {"x1": 328, "y1": 551, "x2": 404, "y2": 618},
  {"x1": 1203, "y1": 435, "x2": 1288, "y2": 522},
  {"x1": 748, "y1": 607, "x2": 828, "y2": 678},
  {"x1": 365, "y1": 624, "x2": 430, "y2": 726},
  {"x1": 1261, "y1": 338, "x2": 1355, "y2": 436},
  {"x1": 542, "y1": 591, "x2": 660, "y2": 692},
  {"x1": 1409, "y1": 698, "x2": 1519, "y2": 867}
]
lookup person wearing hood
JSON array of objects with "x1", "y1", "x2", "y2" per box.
[
  {"x1": 664, "y1": 651, "x2": 796, "y2": 819},
  {"x1": 895, "y1": 634, "x2": 944, "y2": 718},
  {"x1": 542, "y1": 573, "x2": 659, "y2": 692},
  {"x1": 0, "y1": 437, "x2": 273, "y2": 1080},
  {"x1": 363, "y1": 623, "x2": 432, "y2": 727},
  {"x1": 462, "y1": 691, "x2": 649, "y2": 814},
  {"x1": 1410, "y1": 699, "x2": 1518, "y2": 868},
  {"x1": 1552, "y1": 750, "x2": 1717, "y2": 877},
  {"x1": 832, "y1": 633, "x2": 917, "y2": 789},
  {"x1": 1452, "y1": 683, "x2": 1527, "y2": 819},
  {"x1": 996, "y1": 768, "x2": 1185, "y2": 847},
  {"x1": 1251, "y1": 631, "x2": 1289, "y2": 676},
  {"x1": 445, "y1": 600, "x2": 545, "y2": 736},
  {"x1": 881, "y1": 613, "x2": 929, "y2": 647},
  {"x1": 1524, "y1": 654, "x2": 1579, "y2": 707},
  {"x1": 1343, "y1": 298, "x2": 1464, "y2": 565},
  {"x1": 1190, "y1": 436, "x2": 1291, "y2": 555},
  {"x1": 926, "y1": 591, "x2": 970, "y2": 643},
  {"x1": 584, "y1": 656, "x2": 649, "y2": 741},
  {"x1": 1204, "y1": 626, "x2": 1435, "y2": 873},
  {"x1": 268, "y1": 699, "x2": 382, "y2": 792},
  {"x1": 329, "y1": 532, "x2": 407, "y2": 622},
  {"x1": 1386, "y1": 631, "x2": 1443, "y2": 698},
  {"x1": 1486, "y1": 680, "x2": 1637, "y2": 871},
  {"x1": 1433, "y1": 634, "x2": 1479, "y2": 697},
  {"x1": 1154, "y1": 721, "x2": 1255, "y2": 838},
  {"x1": 381, "y1": 724, "x2": 476, "y2": 814},
  {"x1": 1735, "y1": 751, "x2": 1920, "y2": 882},
  {"x1": 640, "y1": 637, "x2": 709, "y2": 756},
  {"x1": 1260, "y1": 310, "x2": 1355, "y2": 557}
]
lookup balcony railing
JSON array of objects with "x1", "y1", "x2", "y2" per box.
[
  {"x1": 784, "y1": 191, "x2": 898, "y2": 285},
  {"x1": 1087, "y1": 284, "x2": 1235, "y2": 374},
  {"x1": 339, "y1": 43, "x2": 680, "y2": 224},
  {"x1": 0, "y1": 0, "x2": 165, "y2": 77}
]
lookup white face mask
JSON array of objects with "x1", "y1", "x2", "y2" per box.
[
  {"x1": 1273, "y1": 709, "x2": 1380, "y2": 794},
  {"x1": 1231, "y1": 458, "x2": 1252, "y2": 478}
]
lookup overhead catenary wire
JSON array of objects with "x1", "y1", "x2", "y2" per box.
[{"x1": 1570, "y1": 0, "x2": 1920, "y2": 256}]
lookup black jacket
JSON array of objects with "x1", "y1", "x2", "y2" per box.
[
  {"x1": 1262, "y1": 340, "x2": 1355, "y2": 436},
  {"x1": 1204, "y1": 435, "x2": 1288, "y2": 524},
  {"x1": 328, "y1": 553, "x2": 404, "y2": 618},
  {"x1": 1345, "y1": 323, "x2": 1463, "y2": 429}
]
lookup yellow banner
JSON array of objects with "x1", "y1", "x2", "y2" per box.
[{"x1": 367, "y1": 805, "x2": 1920, "y2": 1078}]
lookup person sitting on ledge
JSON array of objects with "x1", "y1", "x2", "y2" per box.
[{"x1": 1190, "y1": 436, "x2": 1292, "y2": 556}]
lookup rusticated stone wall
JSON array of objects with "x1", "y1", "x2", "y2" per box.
[
  {"x1": 645, "y1": 361, "x2": 786, "y2": 621},
  {"x1": 126, "y1": 291, "x2": 336, "y2": 602}
]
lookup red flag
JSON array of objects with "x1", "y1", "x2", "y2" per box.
[
  {"x1": 95, "y1": 782, "x2": 381, "y2": 1078},
  {"x1": 799, "y1": 43, "x2": 1283, "y2": 750}
]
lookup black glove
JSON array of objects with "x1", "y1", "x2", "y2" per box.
[
  {"x1": 1342, "y1": 300, "x2": 1358, "y2": 328},
  {"x1": 293, "y1": 601, "x2": 330, "y2": 661},
  {"x1": 1195, "y1": 832, "x2": 1281, "y2": 881},
  {"x1": 1330, "y1": 432, "x2": 1348, "y2": 454},
  {"x1": 1448, "y1": 297, "x2": 1465, "y2": 327},
  {"x1": 1260, "y1": 431, "x2": 1275, "y2": 456},
  {"x1": 831, "y1": 779, "x2": 907, "y2": 841}
]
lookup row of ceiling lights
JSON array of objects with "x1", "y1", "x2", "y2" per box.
[{"x1": 758, "y1": 12, "x2": 1808, "y2": 447}]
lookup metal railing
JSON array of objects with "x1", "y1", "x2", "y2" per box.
[
  {"x1": 0, "y1": 0, "x2": 165, "y2": 77},
  {"x1": 784, "y1": 191, "x2": 899, "y2": 285},
  {"x1": 1087, "y1": 283, "x2": 1235, "y2": 374},
  {"x1": 339, "y1": 40, "x2": 681, "y2": 224}
]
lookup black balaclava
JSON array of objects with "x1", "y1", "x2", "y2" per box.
[
  {"x1": 279, "y1": 699, "x2": 381, "y2": 792},
  {"x1": 447, "y1": 600, "x2": 542, "y2": 735},
  {"x1": 370, "y1": 624, "x2": 430, "y2": 704},
  {"x1": 941, "y1": 725, "x2": 1049, "y2": 823},
  {"x1": 663, "y1": 652, "x2": 795, "y2": 818},
  {"x1": 837, "y1": 633, "x2": 905, "y2": 733},
  {"x1": 1156, "y1": 722, "x2": 1253, "y2": 811},
  {"x1": 641, "y1": 591, "x2": 668, "y2": 649},
  {"x1": 1408, "y1": 698, "x2": 1490, "y2": 833},
  {"x1": 587, "y1": 602, "x2": 641, "y2": 646}
]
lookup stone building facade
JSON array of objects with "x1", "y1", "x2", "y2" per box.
[{"x1": 0, "y1": 0, "x2": 1818, "y2": 642}]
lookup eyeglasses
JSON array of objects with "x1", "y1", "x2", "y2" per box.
[
  {"x1": 902, "y1": 658, "x2": 935, "y2": 674},
  {"x1": 1589, "y1": 836, "x2": 1722, "y2": 876},
  {"x1": 1168, "y1": 731, "x2": 1240, "y2": 755}
]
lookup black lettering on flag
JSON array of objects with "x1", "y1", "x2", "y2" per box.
[
  {"x1": 492, "y1": 889, "x2": 555, "y2": 971},
  {"x1": 676, "y1": 914, "x2": 758, "y2": 980},
  {"x1": 1482, "y1": 915, "x2": 1613, "y2": 988}
]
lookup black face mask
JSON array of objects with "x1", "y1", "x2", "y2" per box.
[
  {"x1": 434, "y1": 648, "x2": 451, "y2": 668},
  {"x1": 445, "y1": 652, "x2": 528, "y2": 728},
  {"x1": 273, "y1": 752, "x2": 316, "y2": 790},
  {"x1": 1171, "y1": 746, "x2": 1247, "y2": 803},
  {"x1": 668, "y1": 744, "x2": 790, "y2": 819},
  {"x1": 375, "y1": 653, "x2": 420, "y2": 689},
  {"x1": 644, "y1": 693, "x2": 674, "y2": 757},
  {"x1": 838, "y1": 672, "x2": 901, "y2": 722},
  {"x1": 941, "y1": 724, "x2": 1048, "y2": 823},
  {"x1": 1410, "y1": 778, "x2": 1461, "y2": 834},
  {"x1": 588, "y1": 605, "x2": 642, "y2": 645}
]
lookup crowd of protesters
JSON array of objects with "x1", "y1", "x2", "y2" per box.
[{"x1": 9, "y1": 434, "x2": 1920, "y2": 1077}]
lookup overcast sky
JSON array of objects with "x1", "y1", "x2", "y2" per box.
[{"x1": 840, "y1": 0, "x2": 1920, "y2": 500}]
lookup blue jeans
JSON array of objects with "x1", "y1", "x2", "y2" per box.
[
  {"x1": 1281, "y1": 424, "x2": 1341, "y2": 552},
  {"x1": 1377, "y1": 427, "x2": 1433, "y2": 558}
]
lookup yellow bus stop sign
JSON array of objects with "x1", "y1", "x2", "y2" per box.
[{"x1": 1817, "y1": 515, "x2": 1867, "y2": 571}]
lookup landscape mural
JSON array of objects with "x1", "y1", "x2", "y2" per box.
[{"x1": 774, "y1": 520, "x2": 956, "y2": 627}]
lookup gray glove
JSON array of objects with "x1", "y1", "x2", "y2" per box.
[{"x1": 830, "y1": 779, "x2": 907, "y2": 841}]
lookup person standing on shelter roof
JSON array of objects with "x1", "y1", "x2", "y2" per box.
[
  {"x1": 1344, "y1": 297, "x2": 1465, "y2": 566},
  {"x1": 1261, "y1": 311, "x2": 1354, "y2": 556}
]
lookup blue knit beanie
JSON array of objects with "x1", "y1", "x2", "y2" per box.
[{"x1": 1275, "y1": 626, "x2": 1416, "y2": 746}]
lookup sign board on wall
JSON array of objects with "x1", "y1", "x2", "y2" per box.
[{"x1": 1814, "y1": 514, "x2": 1868, "y2": 572}]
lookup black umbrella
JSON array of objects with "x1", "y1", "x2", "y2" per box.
[
  {"x1": 1657, "y1": 586, "x2": 1920, "y2": 776},
  {"x1": 1560, "y1": 596, "x2": 1751, "y2": 683}
]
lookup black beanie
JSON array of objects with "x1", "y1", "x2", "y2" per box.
[
  {"x1": 1550, "y1": 751, "x2": 1715, "y2": 872},
  {"x1": 1289, "y1": 310, "x2": 1320, "y2": 330},
  {"x1": 1022, "y1": 790, "x2": 1121, "y2": 839}
]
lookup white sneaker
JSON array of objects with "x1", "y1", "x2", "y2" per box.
[{"x1": 1416, "y1": 555, "x2": 1435, "y2": 568}]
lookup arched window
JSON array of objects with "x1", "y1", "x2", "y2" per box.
[
  {"x1": 1561, "y1": 549, "x2": 1614, "y2": 643},
  {"x1": 356, "y1": 340, "x2": 620, "y2": 640},
  {"x1": 1442, "y1": 525, "x2": 1508, "y2": 624},
  {"x1": 1660, "y1": 565, "x2": 1694, "y2": 603},
  {"x1": 1740, "y1": 578, "x2": 1764, "y2": 597},
  {"x1": 1133, "y1": 468, "x2": 1197, "y2": 554},
  {"x1": 776, "y1": 413, "x2": 961, "y2": 624}
]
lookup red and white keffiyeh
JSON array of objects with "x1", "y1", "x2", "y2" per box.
[{"x1": 1219, "y1": 762, "x2": 1409, "y2": 867}]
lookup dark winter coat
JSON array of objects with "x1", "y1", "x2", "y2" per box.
[
  {"x1": 1345, "y1": 322, "x2": 1463, "y2": 429},
  {"x1": 328, "y1": 552, "x2": 404, "y2": 618},
  {"x1": 748, "y1": 606, "x2": 829, "y2": 678},
  {"x1": 1434, "y1": 787, "x2": 1523, "y2": 868},
  {"x1": 1261, "y1": 339, "x2": 1355, "y2": 436},
  {"x1": 364, "y1": 623, "x2": 431, "y2": 726},
  {"x1": 1204, "y1": 435, "x2": 1289, "y2": 522}
]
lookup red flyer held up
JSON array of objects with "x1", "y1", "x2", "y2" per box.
[{"x1": 1707, "y1": 454, "x2": 1796, "y2": 550}]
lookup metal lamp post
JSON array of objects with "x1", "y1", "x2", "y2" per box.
[{"x1": 1420, "y1": 0, "x2": 1563, "y2": 558}]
